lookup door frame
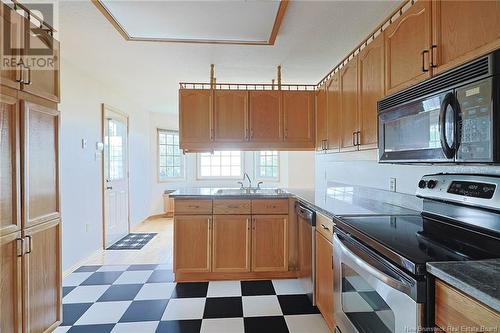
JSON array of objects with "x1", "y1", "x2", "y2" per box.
[{"x1": 101, "y1": 104, "x2": 130, "y2": 249}]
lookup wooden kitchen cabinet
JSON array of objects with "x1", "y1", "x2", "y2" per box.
[
  {"x1": 0, "y1": 89, "x2": 21, "y2": 236},
  {"x1": 0, "y1": 3, "x2": 24, "y2": 90},
  {"x1": 248, "y1": 90, "x2": 282, "y2": 143},
  {"x1": 212, "y1": 215, "x2": 251, "y2": 272},
  {"x1": 21, "y1": 19, "x2": 60, "y2": 102},
  {"x1": 23, "y1": 219, "x2": 62, "y2": 333},
  {"x1": 283, "y1": 91, "x2": 315, "y2": 147},
  {"x1": 340, "y1": 57, "x2": 358, "y2": 151},
  {"x1": 435, "y1": 279, "x2": 500, "y2": 332},
  {"x1": 357, "y1": 33, "x2": 384, "y2": 149},
  {"x1": 1, "y1": 231, "x2": 23, "y2": 333},
  {"x1": 252, "y1": 215, "x2": 288, "y2": 272},
  {"x1": 432, "y1": 0, "x2": 500, "y2": 74},
  {"x1": 326, "y1": 73, "x2": 341, "y2": 152},
  {"x1": 316, "y1": 85, "x2": 327, "y2": 151},
  {"x1": 179, "y1": 89, "x2": 212, "y2": 151},
  {"x1": 214, "y1": 90, "x2": 248, "y2": 143},
  {"x1": 22, "y1": 101, "x2": 60, "y2": 229},
  {"x1": 385, "y1": 0, "x2": 432, "y2": 95},
  {"x1": 316, "y1": 230, "x2": 334, "y2": 332},
  {"x1": 174, "y1": 215, "x2": 211, "y2": 273}
]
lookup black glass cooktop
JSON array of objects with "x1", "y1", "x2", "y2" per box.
[{"x1": 336, "y1": 214, "x2": 500, "y2": 275}]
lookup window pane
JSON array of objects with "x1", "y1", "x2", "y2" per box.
[
  {"x1": 256, "y1": 151, "x2": 279, "y2": 180},
  {"x1": 197, "y1": 151, "x2": 242, "y2": 178},
  {"x1": 158, "y1": 130, "x2": 183, "y2": 180}
]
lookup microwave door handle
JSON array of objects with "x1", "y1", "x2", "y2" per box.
[
  {"x1": 334, "y1": 234, "x2": 413, "y2": 297},
  {"x1": 439, "y1": 92, "x2": 457, "y2": 159}
]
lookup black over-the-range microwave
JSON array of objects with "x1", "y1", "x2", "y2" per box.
[{"x1": 378, "y1": 49, "x2": 500, "y2": 164}]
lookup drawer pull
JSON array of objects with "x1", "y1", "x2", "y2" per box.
[
  {"x1": 187, "y1": 205, "x2": 200, "y2": 209},
  {"x1": 267, "y1": 205, "x2": 277, "y2": 209},
  {"x1": 227, "y1": 205, "x2": 239, "y2": 209},
  {"x1": 321, "y1": 224, "x2": 330, "y2": 231}
]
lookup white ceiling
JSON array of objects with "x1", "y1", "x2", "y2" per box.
[
  {"x1": 100, "y1": 0, "x2": 280, "y2": 42},
  {"x1": 58, "y1": 0, "x2": 400, "y2": 114}
]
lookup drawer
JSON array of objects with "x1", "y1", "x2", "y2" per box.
[
  {"x1": 174, "y1": 199, "x2": 213, "y2": 215},
  {"x1": 316, "y1": 212, "x2": 334, "y2": 242},
  {"x1": 213, "y1": 199, "x2": 251, "y2": 214},
  {"x1": 252, "y1": 199, "x2": 289, "y2": 215},
  {"x1": 435, "y1": 279, "x2": 500, "y2": 332}
]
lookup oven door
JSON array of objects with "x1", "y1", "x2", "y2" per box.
[
  {"x1": 378, "y1": 91, "x2": 455, "y2": 163},
  {"x1": 333, "y1": 233, "x2": 423, "y2": 333}
]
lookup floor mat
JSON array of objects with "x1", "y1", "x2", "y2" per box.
[{"x1": 107, "y1": 233, "x2": 157, "y2": 250}]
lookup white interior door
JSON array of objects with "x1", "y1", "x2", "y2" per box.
[{"x1": 103, "y1": 105, "x2": 129, "y2": 248}]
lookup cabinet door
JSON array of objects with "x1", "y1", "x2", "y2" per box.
[
  {"x1": 252, "y1": 215, "x2": 288, "y2": 272},
  {"x1": 174, "y1": 215, "x2": 211, "y2": 273},
  {"x1": 358, "y1": 34, "x2": 384, "y2": 149},
  {"x1": 249, "y1": 90, "x2": 282, "y2": 142},
  {"x1": 22, "y1": 101, "x2": 60, "y2": 229},
  {"x1": 1, "y1": 231, "x2": 23, "y2": 333},
  {"x1": 21, "y1": 20, "x2": 60, "y2": 102},
  {"x1": 283, "y1": 91, "x2": 315, "y2": 145},
  {"x1": 326, "y1": 73, "x2": 341, "y2": 151},
  {"x1": 340, "y1": 58, "x2": 358, "y2": 151},
  {"x1": 315, "y1": 86, "x2": 327, "y2": 151},
  {"x1": 1, "y1": 90, "x2": 21, "y2": 236},
  {"x1": 432, "y1": 0, "x2": 500, "y2": 74},
  {"x1": 179, "y1": 89, "x2": 212, "y2": 149},
  {"x1": 385, "y1": 0, "x2": 432, "y2": 94},
  {"x1": 0, "y1": 3, "x2": 24, "y2": 90},
  {"x1": 315, "y1": 231, "x2": 334, "y2": 331},
  {"x1": 23, "y1": 219, "x2": 62, "y2": 333},
  {"x1": 214, "y1": 90, "x2": 248, "y2": 143},
  {"x1": 212, "y1": 215, "x2": 250, "y2": 272}
]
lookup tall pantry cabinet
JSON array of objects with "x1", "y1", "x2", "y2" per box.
[{"x1": 1, "y1": 3, "x2": 62, "y2": 333}]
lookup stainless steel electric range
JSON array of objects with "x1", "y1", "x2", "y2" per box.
[{"x1": 332, "y1": 173, "x2": 500, "y2": 333}]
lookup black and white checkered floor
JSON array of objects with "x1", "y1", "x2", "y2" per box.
[{"x1": 56, "y1": 264, "x2": 330, "y2": 333}]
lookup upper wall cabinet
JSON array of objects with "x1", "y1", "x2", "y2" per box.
[
  {"x1": 179, "y1": 89, "x2": 213, "y2": 151},
  {"x1": 283, "y1": 91, "x2": 315, "y2": 148},
  {"x1": 214, "y1": 90, "x2": 248, "y2": 144},
  {"x1": 432, "y1": 0, "x2": 500, "y2": 74},
  {"x1": 385, "y1": 0, "x2": 432, "y2": 95},
  {"x1": 340, "y1": 56, "x2": 358, "y2": 151},
  {"x1": 248, "y1": 90, "x2": 283, "y2": 143},
  {"x1": 0, "y1": 4, "x2": 24, "y2": 91},
  {"x1": 326, "y1": 72, "x2": 341, "y2": 152},
  {"x1": 358, "y1": 33, "x2": 384, "y2": 148},
  {"x1": 315, "y1": 85, "x2": 327, "y2": 151}
]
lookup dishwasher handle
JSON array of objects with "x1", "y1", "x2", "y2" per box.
[{"x1": 295, "y1": 204, "x2": 315, "y2": 226}]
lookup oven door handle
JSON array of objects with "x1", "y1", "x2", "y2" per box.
[{"x1": 334, "y1": 234, "x2": 413, "y2": 297}]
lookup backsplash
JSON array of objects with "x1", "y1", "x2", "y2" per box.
[{"x1": 316, "y1": 150, "x2": 500, "y2": 198}]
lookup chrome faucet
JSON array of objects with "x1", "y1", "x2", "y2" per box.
[
  {"x1": 237, "y1": 181, "x2": 244, "y2": 189},
  {"x1": 243, "y1": 172, "x2": 252, "y2": 188},
  {"x1": 257, "y1": 181, "x2": 263, "y2": 189}
]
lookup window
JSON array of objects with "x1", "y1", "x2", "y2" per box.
[
  {"x1": 198, "y1": 151, "x2": 243, "y2": 178},
  {"x1": 158, "y1": 129, "x2": 184, "y2": 181},
  {"x1": 255, "y1": 151, "x2": 279, "y2": 180}
]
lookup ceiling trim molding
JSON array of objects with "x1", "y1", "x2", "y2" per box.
[{"x1": 91, "y1": 0, "x2": 288, "y2": 46}]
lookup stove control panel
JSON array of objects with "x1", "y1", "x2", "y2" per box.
[{"x1": 416, "y1": 174, "x2": 500, "y2": 211}]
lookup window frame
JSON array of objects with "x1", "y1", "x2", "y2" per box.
[
  {"x1": 254, "y1": 151, "x2": 280, "y2": 182},
  {"x1": 157, "y1": 128, "x2": 185, "y2": 182},
  {"x1": 196, "y1": 150, "x2": 244, "y2": 180}
]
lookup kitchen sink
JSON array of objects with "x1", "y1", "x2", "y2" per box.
[{"x1": 215, "y1": 188, "x2": 287, "y2": 196}]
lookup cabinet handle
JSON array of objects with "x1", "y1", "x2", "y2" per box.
[
  {"x1": 421, "y1": 50, "x2": 430, "y2": 72},
  {"x1": 227, "y1": 205, "x2": 239, "y2": 209},
  {"x1": 188, "y1": 205, "x2": 200, "y2": 209},
  {"x1": 26, "y1": 236, "x2": 32, "y2": 254},
  {"x1": 321, "y1": 224, "x2": 330, "y2": 231},
  {"x1": 16, "y1": 238, "x2": 24, "y2": 257},
  {"x1": 15, "y1": 63, "x2": 23, "y2": 83},
  {"x1": 430, "y1": 45, "x2": 438, "y2": 68},
  {"x1": 250, "y1": 129, "x2": 254, "y2": 139},
  {"x1": 324, "y1": 139, "x2": 328, "y2": 151},
  {"x1": 356, "y1": 131, "x2": 361, "y2": 146},
  {"x1": 352, "y1": 132, "x2": 356, "y2": 146}
]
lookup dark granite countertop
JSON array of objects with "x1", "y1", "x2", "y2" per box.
[
  {"x1": 171, "y1": 186, "x2": 419, "y2": 218},
  {"x1": 427, "y1": 259, "x2": 500, "y2": 312}
]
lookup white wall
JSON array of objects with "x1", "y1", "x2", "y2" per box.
[
  {"x1": 316, "y1": 150, "x2": 500, "y2": 196},
  {"x1": 59, "y1": 58, "x2": 152, "y2": 271},
  {"x1": 148, "y1": 112, "x2": 315, "y2": 215}
]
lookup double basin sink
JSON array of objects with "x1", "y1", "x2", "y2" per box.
[{"x1": 215, "y1": 188, "x2": 288, "y2": 196}]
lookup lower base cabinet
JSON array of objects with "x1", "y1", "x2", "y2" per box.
[
  {"x1": 252, "y1": 215, "x2": 288, "y2": 272},
  {"x1": 316, "y1": 230, "x2": 334, "y2": 331},
  {"x1": 212, "y1": 215, "x2": 251, "y2": 272},
  {"x1": 1, "y1": 231, "x2": 23, "y2": 333},
  {"x1": 174, "y1": 215, "x2": 212, "y2": 273}
]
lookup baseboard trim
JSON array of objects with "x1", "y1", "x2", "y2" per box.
[
  {"x1": 175, "y1": 271, "x2": 299, "y2": 282},
  {"x1": 62, "y1": 248, "x2": 105, "y2": 277}
]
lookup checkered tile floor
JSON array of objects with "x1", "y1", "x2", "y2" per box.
[
  {"x1": 57, "y1": 264, "x2": 330, "y2": 333},
  {"x1": 107, "y1": 233, "x2": 157, "y2": 250}
]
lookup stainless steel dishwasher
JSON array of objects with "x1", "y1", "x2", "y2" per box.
[{"x1": 296, "y1": 203, "x2": 316, "y2": 305}]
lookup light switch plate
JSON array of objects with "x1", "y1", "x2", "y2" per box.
[{"x1": 390, "y1": 178, "x2": 397, "y2": 192}]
